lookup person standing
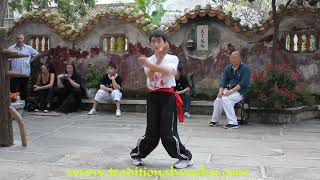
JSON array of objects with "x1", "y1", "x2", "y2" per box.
[
  {"x1": 130, "y1": 30, "x2": 193, "y2": 169},
  {"x1": 9, "y1": 34, "x2": 39, "y2": 100}
]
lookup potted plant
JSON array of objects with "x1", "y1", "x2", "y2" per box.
[
  {"x1": 247, "y1": 64, "x2": 317, "y2": 124},
  {"x1": 249, "y1": 63, "x2": 302, "y2": 109},
  {"x1": 84, "y1": 65, "x2": 103, "y2": 99}
]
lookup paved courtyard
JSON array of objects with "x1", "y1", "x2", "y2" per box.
[{"x1": 1, "y1": 111, "x2": 320, "y2": 180}]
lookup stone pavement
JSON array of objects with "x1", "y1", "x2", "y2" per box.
[{"x1": 1, "y1": 111, "x2": 320, "y2": 180}]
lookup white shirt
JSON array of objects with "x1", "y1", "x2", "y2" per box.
[{"x1": 145, "y1": 54, "x2": 179, "y2": 90}]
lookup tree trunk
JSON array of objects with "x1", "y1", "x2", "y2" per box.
[
  {"x1": 0, "y1": 0, "x2": 8, "y2": 27},
  {"x1": 271, "y1": 0, "x2": 278, "y2": 65},
  {"x1": 0, "y1": 27, "x2": 13, "y2": 147},
  {"x1": 271, "y1": 0, "x2": 294, "y2": 64}
]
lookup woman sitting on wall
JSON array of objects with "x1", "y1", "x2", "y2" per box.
[
  {"x1": 56, "y1": 62, "x2": 83, "y2": 113},
  {"x1": 33, "y1": 63, "x2": 55, "y2": 112}
]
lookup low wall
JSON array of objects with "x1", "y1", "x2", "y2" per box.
[{"x1": 249, "y1": 106, "x2": 320, "y2": 124}]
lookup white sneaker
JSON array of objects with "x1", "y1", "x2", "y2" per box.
[
  {"x1": 43, "y1": 110, "x2": 49, "y2": 113},
  {"x1": 173, "y1": 159, "x2": 194, "y2": 169},
  {"x1": 116, "y1": 110, "x2": 121, "y2": 117},
  {"x1": 34, "y1": 109, "x2": 39, "y2": 112},
  {"x1": 88, "y1": 108, "x2": 96, "y2": 115},
  {"x1": 184, "y1": 112, "x2": 191, "y2": 118},
  {"x1": 131, "y1": 158, "x2": 143, "y2": 166}
]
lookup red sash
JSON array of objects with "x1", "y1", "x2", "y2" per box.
[{"x1": 150, "y1": 87, "x2": 184, "y2": 123}]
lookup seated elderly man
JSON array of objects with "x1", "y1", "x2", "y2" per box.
[{"x1": 209, "y1": 51, "x2": 250, "y2": 129}]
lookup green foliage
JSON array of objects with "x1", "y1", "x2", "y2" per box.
[
  {"x1": 133, "y1": 0, "x2": 167, "y2": 24},
  {"x1": 150, "y1": 1, "x2": 166, "y2": 24},
  {"x1": 249, "y1": 64, "x2": 302, "y2": 109},
  {"x1": 9, "y1": 0, "x2": 95, "y2": 24},
  {"x1": 85, "y1": 65, "x2": 103, "y2": 89},
  {"x1": 132, "y1": 0, "x2": 151, "y2": 19},
  {"x1": 134, "y1": 0, "x2": 150, "y2": 14},
  {"x1": 117, "y1": 37, "x2": 123, "y2": 52}
]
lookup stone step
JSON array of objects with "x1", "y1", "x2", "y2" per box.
[
  {"x1": 81, "y1": 99, "x2": 320, "y2": 123},
  {"x1": 81, "y1": 99, "x2": 213, "y2": 115}
]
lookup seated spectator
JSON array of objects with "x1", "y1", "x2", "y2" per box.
[
  {"x1": 56, "y1": 63, "x2": 83, "y2": 113},
  {"x1": 33, "y1": 63, "x2": 55, "y2": 112},
  {"x1": 88, "y1": 62, "x2": 123, "y2": 117},
  {"x1": 209, "y1": 51, "x2": 250, "y2": 129},
  {"x1": 174, "y1": 67, "x2": 192, "y2": 118}
]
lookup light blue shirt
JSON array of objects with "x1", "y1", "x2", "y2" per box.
[{"x1": 8, "y1": 43, "x2": 39, "y2": 75}]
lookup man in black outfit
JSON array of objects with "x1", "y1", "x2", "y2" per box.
[
  {"x1": 130, "y1": 30, "x2": 193, "y2": 169},
  {"x1": 175, "y1": 67, "x2": 192, "y2": 118},
  {"x1": 88, "y1": 62, "x2": 123, "y2": 117}
]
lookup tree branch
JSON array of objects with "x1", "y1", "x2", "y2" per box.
[{"x1": 284, "y1": 0, "x2": 293, "y2": 8}]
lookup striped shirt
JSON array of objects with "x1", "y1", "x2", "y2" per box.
[{"x1": 8, "y1": 44, "x2": 39, "y2": 75}]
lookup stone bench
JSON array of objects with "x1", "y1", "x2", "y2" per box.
[
  {"x1": 82, "y1": 99, "x2": 320, "y2": 124},
  {"x1": 81, "y1": 99, "x2": 214, "y2": 115}
]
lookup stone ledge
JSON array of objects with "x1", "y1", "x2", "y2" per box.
[
  {"x1": 250, "y1": 106, "x2": 318, "y2": 114},
  {"x1": 81, "y1": 99, "x2": 320, "y2": 122},
  {"x1": 81, "y1": 99, "x2": 213, "y2": 115},
  {"x1": 81, "y1": 99, "x2": 213, "y2": 106},
  {"x1": 249, "y1": 105, "x2": 320, "y2": 124},
  {"x1": 81, "y1": 99, "x2": 147, "y2": 105}
]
